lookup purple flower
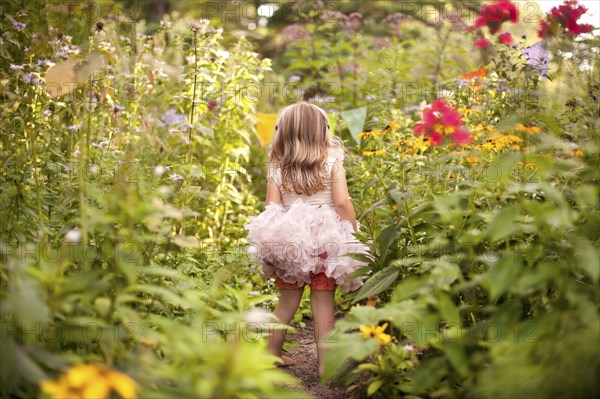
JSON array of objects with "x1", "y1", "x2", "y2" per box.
[
  {"x1": 161, "y1": 108, "x2": 186, "y2": 126},
  {"x1": 10, "y1": 64, "x2": 24, "y2": 70},
  {"x1": 22, "y1": 74, "x2": 40, "y2": 84},
  {"x1": 373, "y1": 37, "x2": 391, "y2": 49},
  {"x1": 282, "y1": 24, "x2": 310, "y2": 42},
  {"x1": 169, "y1": 172, "x2": 184, "y2": 181},
  {"x1": 13, "y1": 21, "x2": 26, "y2": 31}
]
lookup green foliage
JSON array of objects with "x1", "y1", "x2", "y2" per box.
[
  {"x1": 0, "y1": 3, "x2": 299, "y2": 398},
  {"x1": 325, "y1": 26, "x2": 600, "y2": 399}
]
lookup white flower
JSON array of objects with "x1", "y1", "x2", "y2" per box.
[
  {"x1": 89, "y1": 165, "x2": 99, "y2": 175},
  {"x1": 154, "y1": 165, "x2": 167, "y2": 176},
  {"x1": 65, "y1": 229, "x2": 82, "y2": 243},
  {"x1": 215, "y1": 50, "x2": 230, "y2": 59},
  {"x1": 403, "y1": 344, "x2": 414, "y2": 352}
]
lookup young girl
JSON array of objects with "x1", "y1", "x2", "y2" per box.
[{"x1": 244, "y1": 101, "x2": 369, "y2": 377}]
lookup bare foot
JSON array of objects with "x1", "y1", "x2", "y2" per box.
[{"x1": 276, "y1": 355, "x2": 298, "y2": 367}]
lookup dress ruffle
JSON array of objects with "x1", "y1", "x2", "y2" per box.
[{"x1": 244, "y1": 199, "x2": 370, "y2": 293}]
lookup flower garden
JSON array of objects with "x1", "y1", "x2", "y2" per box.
[{"x1": 1, "y1": 0, "x2": 599, "y2": 398}]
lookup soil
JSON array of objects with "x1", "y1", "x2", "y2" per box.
[{"x1": 280, "y1": 319, "x2": 351, "y2": 399}]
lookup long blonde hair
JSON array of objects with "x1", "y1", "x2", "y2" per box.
[{"x1": 270, "y1": 101, "x2": 342, "y2": 195}]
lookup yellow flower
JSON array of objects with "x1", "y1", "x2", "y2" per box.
[
  {"x1": 107, "y1": 370, "x2": 138, "y2": 399},
  {"x1": 384, "y1": 119, "x2": 401, "y2": 131},
  {"x1": 66, "y1": 364, "x2": 102, "y2": 389},
  {"x1": 40, "y1": 364, "x2": 138, "y2": 399},
  {"x1": 357, "y1": 130, "x2": 383, "y2": 139},
  {"x1": 41, "y1": 380, "x2": 76, "y2": 398},
  {"x1": 474, "y1": 124, "x2": 495, "y2": 132},
  {"x1": 515, "y1": 123, "x2": 542, "y2": 134},
  {"x1": 362, "y1": 149, "x2": 385, "y2": 157},
  {"x1": 573, "y1": 149, "x2": 584, "y2": 157},
  {"x1": 391, "y1": 204, "x2": 398, "y2": 212},
  {"x1": 359, "y1": 323, "x2": 392, "y2": 346},
  {"x1": 466, "y1": 155, "x2": 479, "y2": 166},
  {"x1": 458, "y1": 107, "x2": 480, "y2": 117}
]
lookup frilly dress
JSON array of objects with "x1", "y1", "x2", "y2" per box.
[{"x1": 244, "y1": 147, "x2": 371, "y2": 293}]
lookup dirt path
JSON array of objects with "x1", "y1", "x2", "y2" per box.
[{"x1": 282, "y1": 319, "x2": 350, "y2": 399}]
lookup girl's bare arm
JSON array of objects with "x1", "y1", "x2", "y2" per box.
[{"x1": 331, "y1": 159, "x2": 358, "y2": 231}]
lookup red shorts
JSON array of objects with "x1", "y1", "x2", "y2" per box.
[{"x1": 274, "y1": 252, "x2": 337, "y2": 291}]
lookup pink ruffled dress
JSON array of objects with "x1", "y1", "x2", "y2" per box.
[{"x1": 244, "y1": 147, "x2": 370, "y2": 293}]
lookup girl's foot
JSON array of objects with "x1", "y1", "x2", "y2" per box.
[{"x1": 276, "y1": 355, "x2": 297, "y2": 367}]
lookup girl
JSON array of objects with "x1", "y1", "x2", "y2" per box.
[{"x1": 244, "y1": 101, "x2": 370, "y2": 377}]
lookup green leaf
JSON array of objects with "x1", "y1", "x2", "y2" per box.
[
  {"x1": 352, "y1": 266, "x2": 399, "y2": 303},
  {"x1": 340, "y1": 107, "x2": 368, "y2": 143},
  {"x1": 486, "y1": 205, "x2": 519, "y2": 241},
  {"x1": 322, "y1": 333, "x2": 380, "y2": 381},
  {"x1": 574, "y1": 239, "x2": 599, "y2": 282},
  {"x1": 488, "y1": 256, "x2": 521, "y2": 302},
  {"x1": 389, "y1": 188, "x2": 413, "y2": 207},
  {"x1": 392, "y1": 276, "x2": 424, "y2": 301},
  {"x1": 377, "y1": 224, "x2": 401, "y2": 264},
  {"x1": 367, "y1": 380, "x2": 384, "y2": 396},
  {"x1": 410, "y1": 357, "x2": 446, "y2": 394}
]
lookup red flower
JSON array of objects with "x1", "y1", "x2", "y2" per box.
[
  {"x1": 475, "y1": 0, "x2": 519, "y2": 35},
  {"x1": 538, "y1": 0, "x2": 595, "y2": 38},
  {"x1": 498, "y1": 32, "x2": 514, "y2": 45},
  {"x1": 474, "y1": 38, "x2": 490, "y2": 48}
]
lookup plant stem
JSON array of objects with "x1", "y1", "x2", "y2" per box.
[{"x1": 187, "y1": 29, "x2": 198, "y2": 164}]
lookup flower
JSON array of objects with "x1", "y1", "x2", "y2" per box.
[
  {"x1": 41, "y1": 364, "x2": 138, "y2": 399},
  {"x1": 412, "y1": 99, "x2": 471, "y2": 146},
  {"x1": 402, "y1": 343, "x2": 415, "y2": 352},
  {"x1": 160, "y1": 108, "x2": 186, "y2": 127},
  {"x1": 360, "y1": 323, "x2": 392, "y2": 346},
  {"x1": 64, "y1": 229, "x2": 82, "y2": 244},
  {"x1": 474, "y1": 37, "x2": 490, "y2": 48},
  {"x1": 538, "y1": 1, "x2": 595, "y2": 38},
  {"x1": 282, "y1": 23, "x2": 310, "y2": 42},
  {"x1": 515, "y1": 123, "x2": 542, "y2": 134},
  {"x1": 362, "y1": 149, "x2": 385, "y2": 157},
  {"x1": 357, "y1": 130, "x2": 383, "y2": 139},
  {"x1": 473, "y1": 0, "x2": 518, "y2": 34},
  {"x1": 12, "y1": 21, "x2": 26, "y2": 31},
  {"x1": 498, "y1": 32, "x2": 514, "y2": 45}
]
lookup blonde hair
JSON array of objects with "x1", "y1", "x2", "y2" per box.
[{"x1": 270, "y1": 101, "x2": 342, "y2": 195}]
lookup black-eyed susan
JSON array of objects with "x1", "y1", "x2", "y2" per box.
[
  {"x1": 360, "y1": 323, "x2": 392, "y2": 346},
  {"x1": 466, "y1": 155, "x2": 479, "y2": 166},
  {"x1": 362, "y1": 149, "x2": 385, "y2": 157},
  {"x1": 357, "y1": 130, "x2": 383, "y2": 139},
  {"x1": 41, "y1": 364, "x2": 138, "y2": 399},
  {"x1": 515, "y1": 123, "x2": 542, "y2": 134}
]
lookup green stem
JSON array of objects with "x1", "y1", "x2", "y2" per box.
[{"x1": 187, "y1": 29, "x2": 199, "y2": 164}]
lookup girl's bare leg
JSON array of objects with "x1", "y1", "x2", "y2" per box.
[
  {"x1": 268, "y1": 288, "x2": 304, "y2": 365},
  {"x1": 310, "y1": 289, "x2": 336, "y2": 377}
]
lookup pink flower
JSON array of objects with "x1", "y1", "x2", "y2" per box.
[
  {"x1": 452, "y1": 129, "x2": 472, "y2": 145},
  {"x1": 431, "y1": 99, "x2": 450, "y2": 113},
  {"x1": 498, "y1": 32, "x2": 514, "y2": 45},
  {"x1": 413, "y1": 123, "x2": 425, "y2": 135},
  {"x1": 441, "y1": 109, "x2": 461, "y2": 127},
  {"x1": 411, "y1": 99, "x2": 472, "y2": 147},
  {"x1": 429, "y1": 132, "x2": 443, "y2": 146},
  {"x1": 475, "y1": 38, "x2": 490, "y2": 48}
]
